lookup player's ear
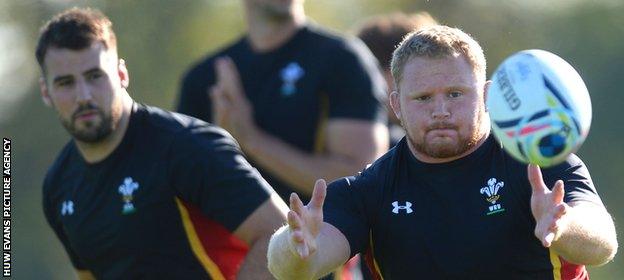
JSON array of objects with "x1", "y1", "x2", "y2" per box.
[
  {"x1": 118, "y1": 59, "x2": 130, "y2": 89},
  {"x1": 40, "y1": 77, "x2": 53, "y2": 107},
  {"x1": 483, "y1": 80, "x2": 492, "y2": 112},
  {"x1": 389, "y1": 90, "x2": 401, "y2": 120}
]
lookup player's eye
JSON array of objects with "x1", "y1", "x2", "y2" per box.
[
  {"x1": 55, "y1": 78, "x2": 74, "y2": 87},
  {"x1": 448, "y1": 91, "x2": 463, "y2": 98},
  {"x1": 414, "y1": 95, "x2": 431, "y2": 102},
  {"x1": 87, "y1": 71, "x2": 104, "y2": 81}
]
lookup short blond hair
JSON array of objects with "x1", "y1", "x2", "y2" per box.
[{"x1": 390, "y1": 25, "x2": 486, "y2": 89}]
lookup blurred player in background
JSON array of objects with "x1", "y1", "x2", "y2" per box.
[
  {"x1": 38, "y1": 8, "x2": 286, "y2": 279},
  {"x1": 177, "y1": 0, "x2": 389, "y2": 204},
  {"x1": 178, "y1": 2, "x2": 388, "y2": 277},
  {"x1": 355, "y1": 12, "x2": 438, "y2": 146},
  {"x1": 268, "y1": 25, "x2": 618, "y2": 279}
]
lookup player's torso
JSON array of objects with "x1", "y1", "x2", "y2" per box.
[
  {"x1": 230, "y1": 33, "x2": 331, "y2": 152},
  {"x1": 369, "y1": 141, "x2": 559, "y2": 279},
  {"x1": 51, "y1": 132, "x2": 209, "y2": 278}
]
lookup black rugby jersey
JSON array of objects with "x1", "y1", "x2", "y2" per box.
[
  {"x1": 178, "y1": 23, "x2": 386, "y2": 203},
  {"x1": 324, "y1": 136, "x2": 602, "y2": 280},
  {"x1": 43, "y1": 103, "x2": 271, "y2": 279}
]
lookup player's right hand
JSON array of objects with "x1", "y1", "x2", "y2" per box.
[
  {"x1": 528, "y1": 164, "x2": 569, "y2": 248},
  {"x1": 287, "y1": 179, "x2": 327, "y2": 259}
]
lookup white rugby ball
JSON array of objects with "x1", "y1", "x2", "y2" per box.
[{"x1": 487, "y1": 49, "x2": 592, "y2": 167}]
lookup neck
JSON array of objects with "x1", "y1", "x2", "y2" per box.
[
  {"x1": 409, "y1": 128, "x2": 491, "y2": 164},
  {"x1": 75, "y1": 92, "x2": 133, "y2": 164},
  {"x1": 244, "y1": 3, "x2": 306, "y2": 52}
]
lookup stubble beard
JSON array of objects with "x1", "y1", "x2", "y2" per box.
[
  {"x1": 406, "y1": 130, "x2": 479, "y2": 159},
  {"x1": 61, "y1": 104, "x2": 115, "y2": 143},
  {"x1": 402, "y1": 113, "x2": 486, "y2": 159}
]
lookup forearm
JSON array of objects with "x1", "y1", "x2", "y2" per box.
[
  {"x1": 243, "y1": 130, "x2": 372, "y2": 196},
  {"x1": 267, "y1": 224, "x2": 349, "y2": 280},
  {"x1": 551, "y1": 204, "x2": 618, "y2": 266},
  {"x1": 237, "y1": 235, "x2": 274, "y2": 280}
]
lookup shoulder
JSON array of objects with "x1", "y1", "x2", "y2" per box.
[
  {"x1": 42, "y1": 141, "x2": 76, "y2": 213},
  {"x1": 541, "y1": 153, "x2": 591, "y2": 182},
  {"x1": 139, "y1": 104, "x2": 236, "y2": 148},
  {"x1": 43, "y1": 141, "x2": 75, "y2": 196},
  {"x1": 541, "y1": 154, "x2": 604, "y2": 205},
  {"x1": 548, "y1": 153, "x2": 586, "y2": 171},
  {"x1": 138, "y1": 105, "x2": 239, "y2": 154},
  {"x1": 304, "y1": 24, "x2": 371, "y2": 58}
]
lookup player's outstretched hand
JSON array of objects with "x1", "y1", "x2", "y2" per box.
[
  {"x1": 528, "y1": 164, "x2": 570, "y2": 248},
  {"x1": 287, "y1": 179, "x2": 327, "y2": 259}
]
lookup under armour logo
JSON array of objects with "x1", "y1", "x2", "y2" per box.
[
  {"x1": 61, "y1": 200, "x2": 74, "y2": 216},
  {"x1": 392, "y1": 201, "x2": 413, "y2": 214}
]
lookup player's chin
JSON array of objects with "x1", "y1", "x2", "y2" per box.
[
  {"x1": 74, "y1": 120, "x2": 101, "y2": 133},
  {"x1": 425, "y1": 141, "x2": 462, "y2": 158},
  {"x1": 74, "y1": 118, "x2": 101, "y2": 130},
  {"x1": 426, "y1": 134, "x2": 457, "y2": 146},
  {"x1": 71, "y1": 123, "x2": 111, "y2": 143}
]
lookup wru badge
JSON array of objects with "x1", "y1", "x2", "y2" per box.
[
  {"x1": 280, "y1": 62, "x2": 304, "y2": 96},
  {"x1": 480, "y1": 178, "x2": 505, "y2": 215},
  {"x1": 118, "y1": 177, "x2": 139, "y2": 214}
]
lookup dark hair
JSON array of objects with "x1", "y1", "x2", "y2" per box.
[
  {"x1": 356, "y1": 12, "x2": 438, "y2": 70},
  {"x1": 35, "y1": 7, "x2": 116, "y2": 69}
]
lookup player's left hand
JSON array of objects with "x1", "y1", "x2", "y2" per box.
[
  {"x1": 528, "y1": 164, "x2": 570, "y2": 248},
  {"x1": 210, "y1": 56, "x2": 259, "y2": 146}
]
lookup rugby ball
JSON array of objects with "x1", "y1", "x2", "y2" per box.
[{"x1": 487, "y1": 49, "x2": 592, "y2": 167}]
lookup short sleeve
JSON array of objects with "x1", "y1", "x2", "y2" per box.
[
  {"x1": 42, "y1": 175, "x2": 88, "y2": 270},
  {"x1": 176, "y1": 60, "x2": 216, "y2": 122},
  {"x1": 323, "y1": 38, "x2": 387, "y2": 123},
  {"x1": 168, "y1": 125, "x2": 272, "y2": 231},
  {"x1": 323, "y1": 175, "x2": 373, "y2": 257},
  {"x1": 541, "y1": 154, "x2": 603, "y2": 206}
]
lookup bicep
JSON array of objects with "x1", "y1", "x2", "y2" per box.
[
  {"x1": 233, "y1": 193, "x2": 288, "y2": 245},
  {"x1": 568, "y1": 200, "x2": 610, "y2": 215},
  {"x1": 323, "y1": 40, "x2": 387, "y2": 124},
  {"x1": 76, "y1": 270, "x2": 95, "y2": 280},
  {"x1": 566, "y1": 201, "x2": 617, "y2": 246},
  {"x1": 322, "y1": 43, "x2": 389, "y2": 164},
  {"x1": 325, "y1": 119, "x2": 388, "y2": 165}
]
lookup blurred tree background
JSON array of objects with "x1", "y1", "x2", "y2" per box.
[{"x1": 1, "y1": 0, "x2": 622, "y2": 278}]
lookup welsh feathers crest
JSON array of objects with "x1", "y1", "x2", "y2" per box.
[
  {"x1": 480, "y1": 178, "x2": 504, "y2": 204},
  {"x1": 279, "y1": 62, "x2": 305, "y2": 96},
  {"x1": 118, "y1": 177, "x2": 139, "y2": 214}
]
